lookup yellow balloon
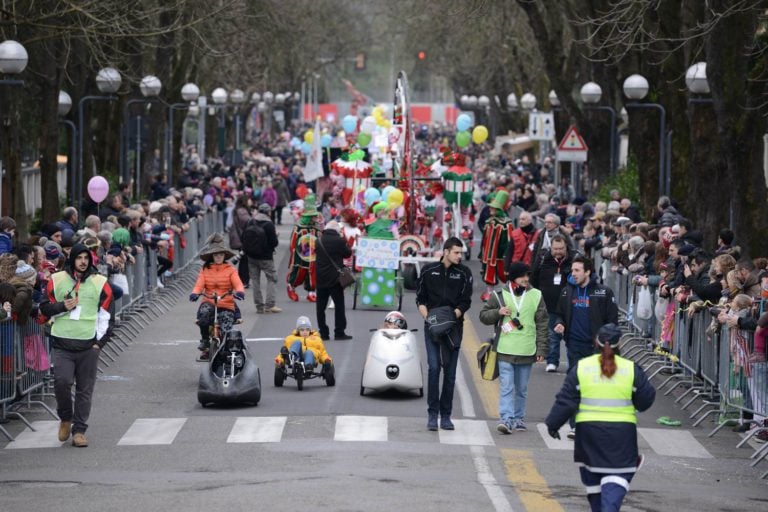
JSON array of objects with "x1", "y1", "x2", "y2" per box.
[
  {"x1": 388, "y1": 188, "x2": 404, "y2": 207},
  {"x1": 472, "y1": 125, "x2": 489, "y2": 144},
  {"x1": 304, "y1": 130, "x2": 313, "y2": 143}
]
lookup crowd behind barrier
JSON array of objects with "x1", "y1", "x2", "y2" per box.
[{"x1": 0, "y1": 209, "x2": 223, "y2": 442}]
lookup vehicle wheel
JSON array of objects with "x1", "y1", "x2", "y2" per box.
[
  {"x1": 274, "y1": 366, "x2": 285, "y2": 387},
  {"x1": 402, "y1": 264, "x2": 418, "y2": 291},
  {"x1": 419, "y1": 387, "x2": 424, "y2": 397},
  {"x1": 359, "y1": 374, "x2": 365, "y2": 396},
  {"x1": 325, "y1": 364, "x2": 335, "y2": 387},
  {"x1": 296, "y1": 366, "x2": 304, "y2": 391}
]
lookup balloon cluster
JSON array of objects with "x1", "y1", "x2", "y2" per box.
[
  {"x1": 363, "y1": 186, "x2": 404, "y2": 209},
  {"x1": 454, "y1": 113, "x2": 489, "y2": 148}
]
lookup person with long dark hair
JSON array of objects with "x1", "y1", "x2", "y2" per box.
[{"x1": 545, "y1": 324, "x2": 655, "y2": 512}]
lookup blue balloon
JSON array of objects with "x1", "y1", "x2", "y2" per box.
[
  {"x1": 320, "y1": 134, "x2": 332, "y2": 147},
  {"x1": 364, "y1": 187, "x2": 380, "y2": 207},
  {"x1": 381, "y1": 185, "x2": 395, "y2": 201},
  {"x1": 300, "y1": 141, "x2": 312, "y2": 154},
  {"x1": 342, "y1": 115, "x2": 358, "y2": 133},
  {"x1": 456, "y1": 113, "x2": 473, "y2": 132},
  {"x1": 290, "y1": 137, "x2": 301, "y2": 148}
]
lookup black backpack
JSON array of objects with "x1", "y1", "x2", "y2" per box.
[{"x1": 240, "y1": 220, "x2": 267, "y2": 258}]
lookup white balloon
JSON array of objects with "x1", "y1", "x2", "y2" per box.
[{"x1": 361, "y1": 116, "x2": 377, "y2": 134}]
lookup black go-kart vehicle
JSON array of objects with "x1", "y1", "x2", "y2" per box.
[
  {"x1": 274, "y1": 346, "x2": 335, "y2": 391},
  {"x1": 198, "y1": 329, "x2": 261, "y2": 406}
]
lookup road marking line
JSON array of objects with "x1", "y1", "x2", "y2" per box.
[
  {"x1": 227, "y1": 417, "x2": 286, "y2": 443},
  {"x1": 536, "y1": 423, "x2": 575, "y2": 450},
  {"x1": 334, "y1": 415, "x2": 388, "y2": 442},
  {"x1": 471, "y1": 445, "x2": 515, "y2": 512},
  {"x1": 5, "y1": 421, "x2": 62, "y2": 449},
  {"x1": 502, "y1": 448, "x2": 564, "y2": 511},
  {"x1": 638, "y1": 428, "x2": 713, "y2": 458},
  {"x1": 117, "y1": 418, "x2": 187, "y2": 446},
  {"x1": 455, "y1": 357, "x2": 475, "y2": 418},
  {"x1": 439, "y1": 419, "x2": 495, "y2": 446},
  {"x1": 461, "y1": 318, "x2": 499, "y2": 418}
]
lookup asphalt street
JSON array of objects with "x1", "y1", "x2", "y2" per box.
[{"x1": 1, "y1": 223, "x2": 767, "y2": 511}]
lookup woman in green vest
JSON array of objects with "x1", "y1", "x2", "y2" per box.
[
  {"x1": 479, "y1": 262, "x2": 549, "y2": 434},
  {"x1": 545, "y1": 324, "x2": 656, "y2": 512}
]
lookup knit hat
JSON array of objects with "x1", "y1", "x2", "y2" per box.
[
  {"x1": 295, "y1": 316, "x2": 312, "y2": 330},
  {"x1": 44, "y1": 241, "x2": 62, "y2": 260},
  {"x1": 40, "y1": 223, "x2": 61, "y2": 238},
  {"x1": 15, "y1": 261, "x2": 36, "y2": 285},
  {"x1": 596, "y1": 323, "x2": 622, "y2": 347},
  {"x1": 507, "y1": 262, "x2": 531, "y2": 282}
]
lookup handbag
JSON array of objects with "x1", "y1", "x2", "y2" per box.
[
  {"x1": 476, "y1": 291, "x2": 505, "y2": 381},
  {"x1": 110, "y1": 272, "x2": 130, "y2": 296},
  {"x1": 636, "y1": 285, "x2": 653, "y2": 320},
  {"x1": 317, "y1": 236, "x2": 356, "y2": 289}
]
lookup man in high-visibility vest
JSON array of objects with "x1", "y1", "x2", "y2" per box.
[
  {"x1": 545, "y1": 324, "x2": 656, "y2": 512},
  {"x1": 40, "y1": 243, "x2": 113, "y2": 448}
]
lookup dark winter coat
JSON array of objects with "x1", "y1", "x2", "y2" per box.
[
  {"x1": 532, "y1": 252, "x2": 573, "y2": 313},
  {"x1": 555, "y1": 275, "x2": 619, "y2": 344},
  {"x1": 245, "y1": 213, "x2": 278, "y2": 260},
  {"x1": 315, "y1": 229, "x2": 352, "y2": 288}
]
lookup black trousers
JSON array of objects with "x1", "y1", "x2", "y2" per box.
[
  {"x1": 238, "y1": 254, "x2": 250, "y2": 286},
  {"x1": 316, "y1": 284, "x2": 346, "y2": 338}
]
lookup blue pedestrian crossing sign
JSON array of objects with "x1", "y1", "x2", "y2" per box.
[{"x1": 528, "y1": 112, "x2": 555, "y2": 141}]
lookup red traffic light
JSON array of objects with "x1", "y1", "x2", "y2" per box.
[{"x1": 418, "y1": 51, "x2": 426, "y2": 60}]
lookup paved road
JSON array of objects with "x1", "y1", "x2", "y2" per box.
[{"x1": 1, "y1": 225, "x2": 767, "y2": 511}]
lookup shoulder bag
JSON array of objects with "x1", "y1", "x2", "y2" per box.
[
  {"x1": 317, "y1": 236, "x2": 356, "y2": 289},
  {"x1": 477, "y1": 291, "x2": 505, "y2": 381}
]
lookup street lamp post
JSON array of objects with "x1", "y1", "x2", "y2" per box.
[
  {"x1": 58, "y1": 91, "x2": 78, "y2": 203},
  {"x1": 250, "y1": 92, "x2": 261, "y2": 142},
  {"x1": 622, "y1": 73, "x2": 667, "y2": 198},
  {"x1": 580, "y1": 81, "x2": 617, "y2": 175},
  {"x1": 263, "y1": 91, "x2": 274, "y2": 136},
  {"x1": 120, "y1": 74, "x2": 161, "y2": 197},
  {"x1": 0, "y1": 40, "x2": 28, "y2": 216},
  {"x1": 165, "y1": 82, "x2": 199, "y2": 187},
  {"x1": 79, "y1": 66, "x2": 121, "y2": 208},
  {"x1": 211, "y1": 87, "x2": 228, "y2": 156},
  {"x1": 230, "y1": 88, "x2": 245, "y2": 152}
]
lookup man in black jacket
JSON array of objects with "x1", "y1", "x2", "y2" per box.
[
  {"x1": 416, "y1": 237, "x2": 473, "y2": 431},
  {"x1": 315, "y1": 220, "x2": 353, "y2": 341},
  {"x1": 247, "y1": 203, "x2": 280, "y2": 313},
  {"x1": 532, "y1": 234, "x2": 573, "y2": 372},
  {"x1": 554, "y1": 255, "x2": 618, "y2": 438}
]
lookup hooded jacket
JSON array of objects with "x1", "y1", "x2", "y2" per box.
[
  {"x1": 555, "y1": 273, "x2": 618, "y2": 344},
  {"x1": 40, "y1": 243, "x2": 113, "y2": 350}
]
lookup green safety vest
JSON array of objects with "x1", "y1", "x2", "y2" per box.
[
  {"x1": 576, "y1": 354, "x2": 636, "y2": 424},
  {"x1": 50, "y1": 271, "x2": 107, "y2": 340},
  {"x1": 496, "y1": 288, "x2": 541, "y2": 356}
]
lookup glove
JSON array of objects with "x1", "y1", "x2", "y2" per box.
[
  {"x1": 233, "y1": 291, "x2": 245, "y2": 300},
  {"x1": 548, "y1": 428, "x2": 561, "y2": 440},
  {"x1": 189, "y1": 293, "x2": 199, "y2": 302}
]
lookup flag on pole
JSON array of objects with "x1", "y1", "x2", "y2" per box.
[{"x1": 303, "y1": 118, "x2": 324, "y2": 183}]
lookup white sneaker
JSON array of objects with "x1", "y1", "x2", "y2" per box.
[
  {"x1": 156, "y1": 278, "x2": 165, "y2": 288},
  {"x1": 328, "y1": 299, "x2": 335, "y2": 309},
  {"x1": 545, "y1": 364, "x2": 557, "y2": 373}
]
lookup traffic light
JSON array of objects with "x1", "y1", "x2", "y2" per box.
[
  {"x1": 354, "y1": 52, "x2": 366, "y2": 71},
  {"x1": 417, "y1": 51, "x2": 426, "y2": 61}
]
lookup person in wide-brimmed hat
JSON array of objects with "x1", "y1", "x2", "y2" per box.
[
  {"x1": 286, "y1": 194, "x2": 323, "y2": 303},
  {"x1": 189, "y1": 232, "x2": 245, "y2": 361},
  {"x1": 480, "y1": 189, "x2": 514, "y2": 302}
]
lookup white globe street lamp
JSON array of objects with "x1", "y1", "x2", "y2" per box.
[
  {"x1": 230, "y1": 88, "x2": 245, "y2": 104},
  {"x1": 580, "y1": 82, "x2": 602, "y2": 104},
  {"x1": 250, "y1": 92, "x2": 261, "y2": 105},
  {"x1": 58, "y1": 91, "x2": 72, "y2": 117},
  {"x1": 139, "y1": 75, "x2": 162, "y2": 97},
  {"x1": 466, "y1": 95, "x2": 478, "y2": 108},
  {"x1": 478, "y1": 95, "x2": 490, "y2": 108},
  {"x1": 96, "y1": 67, "x2": 122, "y2": 94},
  {"x1": 622, "y1": 74, "x2": 649, "y2": 100},
  {"x1": 0, "y1": 40, "x2": 28, "y2": 74},
  {"x1": 181, "y1": 83, "x2": 200, "y2": 102},
  {"x1": 263, "y1": 91, "x2": 274, "y2": 104},
  {"x1": 685, "y1": 62, "x2": 709, "y2": 94},
  {"x1": 520, "y1": 92, "x2": 537, "y2": 110},
  {"x1": 548, "y1": 90, "x2": 559, "y2": 107},
  {"x1": 507, "y1": 93, "x2": 518, "y2": 109},
  {"x1": 212, "y1": 87, "x2": 228, "y2": 105}
]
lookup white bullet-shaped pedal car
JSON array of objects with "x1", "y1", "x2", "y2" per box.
[{"x1": 360, "y1": 312, "x2": 423, "y2": 397}]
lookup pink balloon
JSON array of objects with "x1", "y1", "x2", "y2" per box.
[{"x1": 87, "y1": 176, "x2": 110, "y2": 203}]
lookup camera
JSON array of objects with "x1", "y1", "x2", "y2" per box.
[{"x1": 511, "y1": 317, "x2": 524, "y2": 330}]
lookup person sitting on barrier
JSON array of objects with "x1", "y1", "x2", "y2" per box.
[
  {"x1": 189, "y1": 233, "x2": 245, "y2": 361},
  {"x1": 382, "y1": 310, "x2": 408, "y2": 330},
  {"x1": 276, "y1": 316, "x2": 332, "y2": 372}
]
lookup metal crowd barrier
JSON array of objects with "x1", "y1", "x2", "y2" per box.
[{"x1": 0, "y1": 209, "x2": 224, "y2": 442}]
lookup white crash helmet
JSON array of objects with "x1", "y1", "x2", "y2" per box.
[{"x1": 384, "y1": 311, "x2": 407, "y2": 329}]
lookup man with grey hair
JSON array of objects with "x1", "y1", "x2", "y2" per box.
[{"x1": 530, "y1": 213, "x2": 575, "y2": 275}]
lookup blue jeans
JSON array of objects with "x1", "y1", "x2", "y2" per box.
[
  {"x1": 289, "y1": 340, "x2": 315, "y2": 366},
  {"x1": 546, "y1": 314, "x2": 564, "y2": 366},
  {"x1": 424, "y1": 322, "x2": 462, "y2": 418},
  {"x1": 498, "y1": 361, "x2": 533, "y2": 422}
]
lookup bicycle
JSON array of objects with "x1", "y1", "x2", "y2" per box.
[{"x1": 194, "y1": 291, "x2": 238, "y2": 362}]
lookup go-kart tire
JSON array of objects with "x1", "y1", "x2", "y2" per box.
[
  {"x1": 419, "y1": 387, "x2": 424, "y2": 397},
  {"x1": 274, "y1": 366, "x2": 285, "y2": 387},
  {"x1": 325, "y1": 364, "x2": 335, "y2": 387},
  {"x1": 359, "y1": 374, "x2": 365, "y2": 396},
  {"x1": 402, "y1": 264, "x2": 418, "y2": 291},
  {"x1": 296, "y1": 368, "x2": 304, "y2": 391}
]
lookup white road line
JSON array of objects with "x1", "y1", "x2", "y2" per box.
[
  {"x1": 455, "y1": 359, "x2": 475, "y2": 418},
  {"x1": 117, "y1": 418, "x2": 187, "y2": 446},
  {"x1": 638, "y1": 428, "x2": 713, "y2": 458},
  {"x1": 536, "y1": 423, "x2": 574, "y2": 450},
  {"x1": 334, "y1": 415, "x2": 388, "y2": 442},
  {"x1": 471, "y1": 445, "x2": 515, "y2": 512},
  {"x1": 227, "y1": 417, "x2": 286, "y2": 443},
  {"x1": 5, "y1": 421, "x2": 62, "y2": 449},
  {"x1": 439, "y1": 419, "x2": 495, "y2": 446}
]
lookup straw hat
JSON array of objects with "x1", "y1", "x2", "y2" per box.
[{"x1": 199, "y1": 233, "x2": 236, "y2": 262}]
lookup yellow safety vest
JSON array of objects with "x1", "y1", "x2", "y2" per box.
[
  {"x1": 576, "y1": 354, "x2": 636, "y2": 424},
  {"x1": 51, "y1": 271, "x2": 107, "y2": 340}
]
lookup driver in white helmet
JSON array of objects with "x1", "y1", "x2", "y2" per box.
[{"x1": 382, "y1": 311, "x2": 408, "y2": 330}]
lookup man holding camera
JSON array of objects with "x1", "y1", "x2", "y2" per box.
[{"x1": 479, "y1": 262, "x2": 549, "y2": 434}]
